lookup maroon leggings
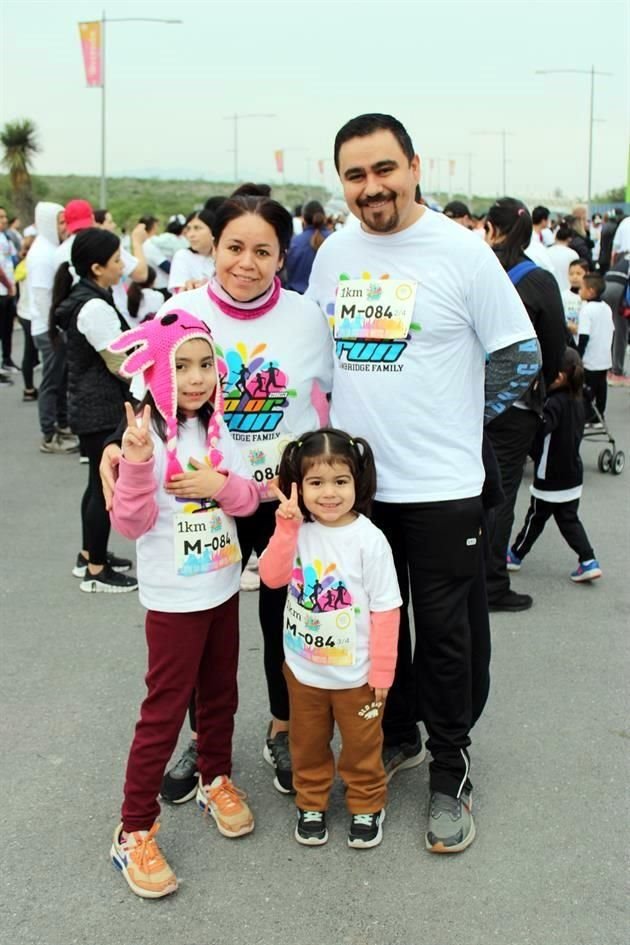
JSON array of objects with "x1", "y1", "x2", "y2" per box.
[{"x1": 121, "y1": 594, "x2": 239, "y2": 832}]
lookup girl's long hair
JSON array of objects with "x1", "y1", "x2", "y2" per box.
[
  {"x1": 137, "y1": 390, "x2": 213, "y2": 442},
  {"x1": 486, "y1": 198, "x2": 533, "y2": 271},
  {"x1": 49, "y1": 227, "x2": 120, "y2": 341},
  {"x1": 560, "y1": 346, "x2": 584, "y2": 400},
  {"x1": 127, "y1": 265, "x2": 157, "y2": 321},
  {"x1": 303, "y1": 200, "x2": 327, "y2": 252}
]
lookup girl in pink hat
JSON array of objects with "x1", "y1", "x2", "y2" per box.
[{"x1": 108, "y1": 310, "x2": 259, "y2": 899}]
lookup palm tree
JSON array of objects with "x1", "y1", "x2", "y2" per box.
[{"x1": 0, "y1": 119, "x2": 40, "y2": 225}]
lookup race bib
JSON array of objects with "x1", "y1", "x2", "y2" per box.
[
  {"x1": 174, "y1": 509, "x2": 241, "y2": 576},
  {"x1": 245, "y1": 436, "x2": 289, "y2": 499},
  {"x1": 334, "y1": 278, "x2": 417, "y2": 340},
  {"x1": 283, "y1": 597, "x2": 356, "y2": 666}
]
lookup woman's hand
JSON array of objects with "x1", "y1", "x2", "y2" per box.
[
  {"x1": 164, "y1": 457, "x2": 226, "y2": 499},
  {"x1": 270, "y1": 482, "x2": 303, "y2": 522},
  {"x1": 100, "y1": 444, "x2": 122, "y2": 511},
  {"x1": 121, "y1": 402, "x2": 154, "y2": 465}
]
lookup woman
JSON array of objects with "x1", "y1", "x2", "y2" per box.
[
  {"x1": 101, "y1": 196, "x2": 334, "y2": 799},
  {"x1": 168, "y1": 208, "x2": 215, "y2": 293},
  {"x1": 483, "y1": 197, "x2": 567, "y2": 613},
  {"x1": 53, "y1": 228, "x2": 138, "y2": 593},
  {"x1": 285, "y1": 200, "x2": 331, "y2": 294}
]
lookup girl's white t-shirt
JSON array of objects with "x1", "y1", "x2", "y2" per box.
[
  {"x1": 279, "y1": 514, "x2": 401, "y2": 690},
  {"x1": 135, "y1": 416, "x2": 252, "y2": 612},
  {"x1": 307, "y1": 209, "x2": 535, "y2": 503},
  {"x1": 150, "y1": 286, "x2": 334, "y2": 499},
  {"x1": 168, "y1": 248, "x2": 215, "y2": 292}
]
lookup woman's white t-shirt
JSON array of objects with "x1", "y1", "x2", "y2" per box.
[
  {"x1": 168, "y1": 248, "x2": 215, "y2": 292},
  {"x1": 149, "y1": 286, "x2": 334, "y2": 499},
  {"x1": 135, "y1": 416, "x2": 252, "y2": 612},
  {"x1": 280, "y1": 514, "x2": 401, "y2": 690}
]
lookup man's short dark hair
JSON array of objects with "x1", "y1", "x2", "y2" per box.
[
  {"x1": 532, "y1": 205, "x2": 550, "y2": 225},
  {"x1": 334, "y1": 114, "x2": 415, "y2": 171}
]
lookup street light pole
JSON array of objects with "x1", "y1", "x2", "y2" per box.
[
  {"x1": 98, "y1": 14, "x2": 182, "y2": 207},
  {"x1": 223, "y1": 114, "x2": 276, "y2": 183},
  {"x1": 535, "y1": 66, "x2": 612, "y2": 215},
  {"x1": 473, "y1": 130, "x2": 513, "y2": 194}
]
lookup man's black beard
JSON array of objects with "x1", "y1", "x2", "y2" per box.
[{"x1": 359, "y1": 197, "x2": 399, "y2": 233}]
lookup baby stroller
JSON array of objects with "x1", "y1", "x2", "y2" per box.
[{"x1": 582, "y1": 385, "x2": 625, "y2": 475}]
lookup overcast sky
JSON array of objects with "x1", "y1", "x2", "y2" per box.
[{"x1": 2, "y1": 0, "x2": 628, "y2": 201}]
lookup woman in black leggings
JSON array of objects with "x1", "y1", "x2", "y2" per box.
[{"x1": 52, "y1": 228, "x2": 137, "y2": 593}]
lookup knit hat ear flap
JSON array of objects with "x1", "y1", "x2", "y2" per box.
[{"x1": 109, "y1": 310, "x2": 223, "y2": 481}]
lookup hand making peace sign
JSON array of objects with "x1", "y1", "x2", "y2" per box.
[
  {"x1": 270, "y1": 482, "x2": 303, "y2": 523},
  {"x1": 121, "y1": 402, "x2": 154, "y2": 465}
]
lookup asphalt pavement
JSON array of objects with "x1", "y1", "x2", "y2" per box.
[{"x1": 1, "y1": 344, "x2": 628, "y2": 945}]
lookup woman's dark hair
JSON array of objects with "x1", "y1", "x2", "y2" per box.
[
  {"x1": 560, "y1": 346, "x2": 584, "y2": 399},
  {"x1": 213, "y1": 196, "x2": 293, "y2": 259},
  {"x1": 166, "y1": 214, "x2": 186, "y2": 236},
  {"x1": 94, "y1": 208, "x2": 108, "y2": 224},
  {"x1": 486, "y1": 198, "x2": 533, "y2": 271},
  {"x1": 49, "y1": 228, "x2": 120, "y2": 340},
  {"x1": 127, "y1": 265, "x2": 157, "y2": 321},
  {"x1": 72, "y1": 227, "x2": 120, "y2": 278},
  {"x1": 138, "y1": 390, "x2": 213, "y2": 442},
  {"x1": 303, "y1": 200, "x2": 327, "y2": 252},
  {"x1": 231, "y1": 182, "x2": 272, "y2": 198},
  {"x1": 334, "y1": 113, "x2": 415, "y2": 170},
  {"x1": 138, "y1": 214, "x2": 159, "y2": 233},
  {"x1": 277, "y1": 428, "x2": 377, "y2": 521},
  {"x1": 187, "y1": 207, "x2": 218, "y2": 241}
]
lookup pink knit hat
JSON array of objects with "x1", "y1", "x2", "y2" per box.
[{"x1": 109, "y1": 311, "x2": 224, "y2": 481}]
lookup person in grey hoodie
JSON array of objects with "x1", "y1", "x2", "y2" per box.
[{"x1": 26, "y1": 202, "x2": 78, "y2": 453}]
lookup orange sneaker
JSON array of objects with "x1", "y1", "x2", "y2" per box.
[
  {"x1": 110, "y1": 822, "x2": 178, "y2": 899},
  {"x1": 196, "y1": 775, "x2": 255, "y2": 838}
]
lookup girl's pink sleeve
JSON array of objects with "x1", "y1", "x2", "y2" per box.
[
  {"x1": 368, "y1": 609, "x2": 400, "y2": 689},
  {"x1": 258, "y1": 516, "x2": 301, "y2": 588},
  {"x1": 110, "y1": 457, "x2": 159, "y2": 539},
  {"x1": 213, "y1": 471, "x2": 259, "y2": 517}
]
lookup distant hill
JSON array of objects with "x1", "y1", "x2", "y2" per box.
[{"x1": 0, "y1": 174, "x2": 330, "y2": 230}]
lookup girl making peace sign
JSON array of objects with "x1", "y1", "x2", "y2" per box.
[
  {"x1": 259, "y1": 429, "x2": 402, "y2": 850},
  {"x1": 108, "y1": 312, "x2": 259, "y2": 899}
]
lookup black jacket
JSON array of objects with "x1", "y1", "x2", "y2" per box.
[
  {"x1": 55, "y1": 279, "x2": 128, "y2": 435},
  {"x1": 495, "y1": 250, "x2": 568, "y2": 413},
  {"x1": 531, "y1": 389, "x2": 584, "y2": 493}
]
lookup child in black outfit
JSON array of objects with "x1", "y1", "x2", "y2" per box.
[{"x1": 506, "y1": 347, "x2": 602, "y2": 583}]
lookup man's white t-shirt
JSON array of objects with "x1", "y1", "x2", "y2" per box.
[
  {"x1": 281, "y1": 514, "x2": 401, "y2": 690},
  {"x1": 168, "y1": 248, "x2": 215, "y2": 292},
  {"x1": 307, "y1": 209, "x2": 535, "y2": 503},
  {"x1": 147, "y1": 285, "x2": 334, "y2": 499},
  {"x1": 580, "y1": 300, "x2": 614, "y2": 370},
  {"x1": 548, "y1": 244, "x2": 579, "y2": 293},
  {"x1": 134, "y1": 417, "x2": 251, "y2": 612},
  {"x1": 525, "y1": 237, "x2": 556, "y2": 275}
]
